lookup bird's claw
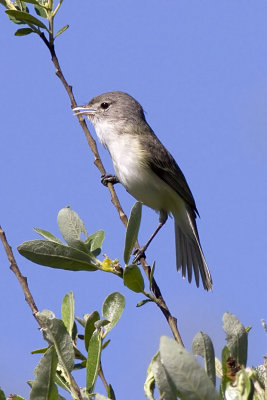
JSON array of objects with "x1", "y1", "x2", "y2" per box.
[
  {"x1": 101, "y1": 174, "x2": 119, "y2": 186},
  {"x1": 133, "y1": 247, "x2": 146, "y2": 264}
]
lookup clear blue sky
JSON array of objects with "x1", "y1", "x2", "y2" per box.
[{"x1": 1, "y1": 1, "x2": 267, "y2": 399}]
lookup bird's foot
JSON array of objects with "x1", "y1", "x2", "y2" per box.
[
  {"x1": 101, "y1": 174, "x2": 119, "y2": 186},
  {"x1": 133, "y1": 247, "x2": 146, "y2": 264}
]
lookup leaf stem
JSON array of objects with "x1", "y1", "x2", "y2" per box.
[
  {"x1": 98, "y1": 361, "x2": 110, "y2": 396},
  {"x1": 53, "y1": 0, "x2": 63, "y2": 17}
]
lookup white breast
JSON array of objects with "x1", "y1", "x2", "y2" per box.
[
  {"x1": 93, "y1": 119, "x2": 186, "y2": 218},
  {"x1": 94, "y1": 120, "x2": 144, "y2": 188}
]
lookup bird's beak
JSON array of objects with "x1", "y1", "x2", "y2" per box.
[{"x1": 73, "y1": 106, "x2": 96, "y2": 116}]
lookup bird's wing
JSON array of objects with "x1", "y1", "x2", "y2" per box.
[{"x1": 140, "y1": 130, "x2": 199, "y2": 216}]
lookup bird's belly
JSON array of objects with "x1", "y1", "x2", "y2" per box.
[
  {"x1": 114, "y1": 157, "x2": 183, "y2": 214},
  {"x1": 99, "y1": 130, "x2": 185, "y2": 214}
]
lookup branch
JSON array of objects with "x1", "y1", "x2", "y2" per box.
[
  {"x1": 0, "y1": 226, "x2": 39, "y2": 318},
  {"x1": 38, "y1": 35, "x2": 184, "y2": 346},
  {"x1": 0, "y1": 226, "x2": 83, "y2": 400},
  {"x1": 98, "y1": 362, "x2": 110, "y2": 395},
  {"x1": 144, "y1": 271, "x2": 184, "y2": 345}
]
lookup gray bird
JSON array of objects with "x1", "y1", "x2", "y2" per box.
[{"x1": 74, "y1": 91, "x2": 212, "y2": 290}]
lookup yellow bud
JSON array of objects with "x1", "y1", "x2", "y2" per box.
[{"x1": 102, "y1": 257, "x2": 114, "y2": 272}]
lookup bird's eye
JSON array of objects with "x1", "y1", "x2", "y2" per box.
[{"x1": 100, "y1": 102, "x2": 109, "y2": 110}]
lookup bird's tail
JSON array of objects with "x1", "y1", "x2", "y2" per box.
[{"x1": 174, "y1": 210, "x2": 212, "y2": 291}]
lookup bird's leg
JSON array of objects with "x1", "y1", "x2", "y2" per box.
[
  {"x1": 133, "y1": 210, "x2": 168, "y2": 263},
  {"x1": 101, "y1": 174, "x2": 120, "y2": 186}
]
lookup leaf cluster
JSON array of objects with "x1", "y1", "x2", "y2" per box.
[
  {"x1": 1, "y1": 0, "x2": 68, "y2": 39},
  {"x1": 145, "y1": 312, "x2": 266, "y2": 400},
  {"x1": 18, "y1": 204, "x2": 159, "y2": 303},
  {"x1": 18, "y1": 207, "x2": 114, "y2": 274},
  {"x1": 1, "y1": 303, "x2": 266, "y2": 400},
  {"x1": 0, "y1": 291, "x2": 125, "y2": 399}
]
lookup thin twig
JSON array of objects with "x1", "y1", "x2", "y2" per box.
[
  {"x1": 0, "y1": 226, "x2": 83, "y2": 400},
  {"x1": 39, "y1": 35, "x2": 183, "y2": 345},
  {"x1": 0, "y1": 226, "x2": 39, "y2": 318},
  {"x1": 143, "y1": 272, "x2": 183, "y2": 345}
]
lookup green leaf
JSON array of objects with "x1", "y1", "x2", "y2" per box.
[
  {"x1": 54, "y1": 372, "x2": 71, "y2": 394},
  {"x1": 101, "y1": 339, "x2": 111, "y2": 350},
  {"x1": 94, "y1": 319, "x2": 110, "y2": 330},
  {"x1": 6, "y1": 11, "x2": 25, "y2": 25},
  {"x1": 192, "y1": 331, "x2": 216, "y2": 386},
  {"x1": 61, "y1": 291, "x2": 75, "y2": 336},
  {"x1": 57, "y1": 207, "x2": 88, "y2": 249},
  {"x1": 136, "y1": 299, "x2": 153, "y2": 307},
  {"x1": 144, "y1": 358, "x2": 156, "y2": 400},
  {"x1": 0, "y1": 388, "x2": 5, "y2": 400},
  {"x1": 124, "y1": 201, "x2": 142, "y2": 264},
  {"x1": 220, "y1": 346, "x2": 231, "y2": 397},
  {"x1": 14, "y1": 0, "x2": 28, "y2": 12},
  {"x1": 107, "y1": 384, "x2": 115, "y2": 400},
  {"x1": 84, "y1": 311, "x2": 100, "y2": 351},
  {"x1": 215, "y1": 357, "x2": 223, "y2": 379},
  {"x1": 34, "y1": 3, "x2": 47, "y2": 18},
  {"x1": 34, "y1": 228, "x2": 63, "y2": 244},
  {"x1": 37, "y1": 0, "x2": 49, "y2": 5},
  {"x1": 15, "y1": 27, "x2": 34, "y2": 35},
  {"x1": 223, "y1": 312, "x2": 248, "y2": 366},
  {"x1": 72, "y1": 321, "x2": 78, "y2": 341},
  {"x1": 37, "y1": 312, "x2": 74, "y2": 373},
  {"x1": 5, "y1": 9, "x2": 48, "y2": 29},
  {"x1": 149, "y1": 261, "x2": 155, "y2": 290},
  {"x1": 31, "y1": 346, "x2": 49, "y2": 354},
  {"x1": 150, "y1": 351, "x2": 176, "y2": 400},
  {"x1": 225, "y1": 369, "x2": 252, "y2": 400},
  {"x1": 236, "y1": 369, "x2": 252, "y2": 398},
  {"x1": 86, "y1": 330, "x2": 102, "y2": 393},
  {"x1": 55, "y1": 24, "x2": 69, "y2": 39},
  {"x1": 221, "y1": 346, "x2": 231, "y2": 377},
  {"x1": 18, "y1": 240, "x2": 97, "y2": 271},
  {"x1": 30, "y1": 346, "x2": 58, "y2": 400},
  {"x1": 159, "y1": 336, "x2": 220, "y2": 400},
  {"x1": 123, "y1": 264, "x2": 144, "y2": 293},
  {"x1": 84, "y1": 230, "x2": 105, "y2": 257},
  {"x1": 102, "y1": 292, "x2": 125, "y2": 333},
  {"x1": 22, "y1": 0, "x2": 39, "y2": 4},
  {"x1": 0, "y1": 0, "x2": 8, "y2": 8}
]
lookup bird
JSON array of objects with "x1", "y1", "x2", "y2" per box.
[{"x1": 73, "y1": 91, "x2": 212, "y2": 290}]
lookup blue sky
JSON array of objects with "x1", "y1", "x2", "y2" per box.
[{"x1": 1, "y1": 1, "x2": 267, "y2": 399}]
